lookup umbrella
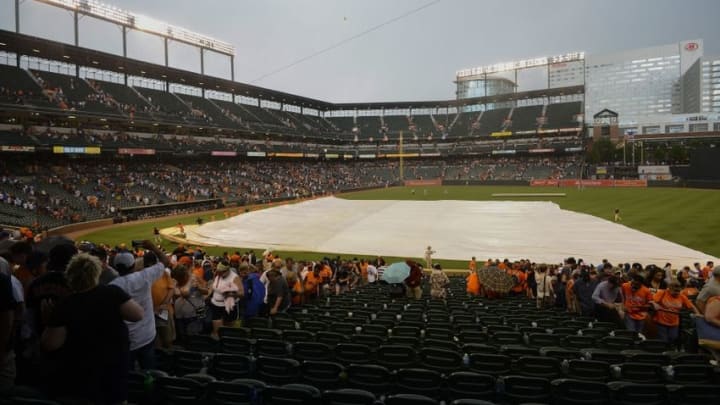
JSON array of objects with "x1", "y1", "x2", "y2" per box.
[
  {"x1": 382, "y1": 262, "x2": 411, "y2": 284},
  {"x1": 477, "y1": 266, "x2": 516, "y2": 293}
]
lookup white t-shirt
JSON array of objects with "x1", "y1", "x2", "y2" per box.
[
  {"x1": 536, "y1": 273, "x2": 555, "y2": 299},
  {"x1": 110, "y1": 262, "x2": 166, "y2": 350},
  {"x1": 367, "y1": 265, "x2": 378, "y2": 283}
]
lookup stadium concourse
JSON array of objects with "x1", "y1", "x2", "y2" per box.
[{"x1": 180, "y1": 196, "x2": 717, "y2": 267}]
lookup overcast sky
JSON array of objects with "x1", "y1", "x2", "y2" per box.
[{"x1": 1, "y1": 0, "x2": 719, "y2": 103}]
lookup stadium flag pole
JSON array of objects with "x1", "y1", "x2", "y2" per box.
[{"x1": 399, "y1": 130, "x2": 404, "y2": 181}]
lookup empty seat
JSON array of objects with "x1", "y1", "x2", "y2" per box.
[
  {"x1": 490, "y1": 332, "x2": 524, "y2": 346},
  {"x1": 527, "y1": 333, "x2": 562, "y2": 347},
  {"x1": 515, "y1": 356, "x2": 563, "y2": 379},
  {"x1": 350, "y1": 334, "x2": 385, "y2": 348},
  {"x1": 384, "y1": 393, "x2": 439, "y2": 405},
  {"x1": 206, "y1": 380, "x2": 265, "y2": 405},
  {"x1": 614, "y1": 362, "x2": 666, "y2": 384},
  {"x1": 669, "y1": 364, "x2": 715, "y2": 384},
  {"x1": 293, "y1": 341, "x2": 333, "y2": 361},
  {"x1": 468, "y1": 353, "x2": 512, "y2": 376},
  {"x1": 262, "y1": 384, "x2": 322, "y2": 405},
  {"x1": 346, "y1": 364, "x2": 394, "y2": 395},
  {"x1": 424, "y1": 327, "x2": 454, "y2": 340},
  {"x1": 172, "y1": 350, "x2": 208, "y2": 376},
  {"x1": 667, "y1": 384, "x2": 720, "y2": 405},
  {"x1": 607, "y1": 382, "x2": 667, "y2": 405},
  {"x1": 255, "y1": 338, "x2": 290, "y2": 358},
  {"x1": 322, "y1": 389, "x2": 377, "y2": 405},
  {"x1": 251, "y1": 328, "x2": 283, "y2": 340},
  {"x1": 330, "y1": 322, "x2": 358, "y2": 335},
  {"x1": 567, "y1": 359, "x2": 612, "y2": 382},
  {"x1": 551, "y1": 378, "x2": 610, "y2": 405},
  {"x1": 500, "y1": 345, "x2": 539, "y2": 359},
  {"x1": 220, "y1": 337, "x2": 253, "y2": 355},
  {"x1": 301, "y1": 321, "x2": 328, "y2": 333},
  {"x1": 155, "y1": 376, "x2": 206, "y2": 404},
  {"x1": 392, "y1": 326, "x2": 421, "y2": 338},
  {"x1": 282, "y1": 329, "x2": 315, "y2": 343},
  {"x1": 376, "y1": 345, "x2": 417, "y2": 369},
  {"x1": 459, "y1": 331, "x2": 489, "y2": 344},
  {"x1": 636, "y1": 339, "x2": 670, "y2": 353},
  {"x1": 300, "y1": 360, "x2": 345, "y2": 390},
  {"x1": 599, "y1": 336, "x2": 634, "y2": 351},
  {"x1": 395, "y1": 368, "x2": 443, "y2": 397},
  {"x1": 255, "y1": 356, "x2": 300, "y2": 385},
  {"x1": 316, "y1": 331, "x2": 351, "y2": 346},
  {"x1": 498, "y1": 375, "x2": 552, "y2": 404},
  {"x1": 422, "y1": 338, "x2": 460, "y2": 352},
  {"x1": 334, "y1": 343, "x2": 373, "y2": 365},
  {"x1": 446, "y1": 371, "x2": 496, "y2": 402},
  {"x1": 418, "y1": 347, "x2": 463, "y2": 373},
  {"x1": 210, "y1": 354, "x2": 253, "y2": 380},
  {"x1": 245, "y1": 317, "x2": 270, "y2": 328},
  {"x1": 360, "y1": 324, "x2": 389, "y2": 338},
  {"x1": 185, "y1": 334, "x2": 219, "y2": 353}
]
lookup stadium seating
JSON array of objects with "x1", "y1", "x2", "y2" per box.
[{"x1": 544, "y1": 101, "x2": 582, "y2": 129}]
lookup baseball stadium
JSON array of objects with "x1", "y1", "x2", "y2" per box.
[{"x1": 1, "y1": 1, "x2": 720, "y2": 404}]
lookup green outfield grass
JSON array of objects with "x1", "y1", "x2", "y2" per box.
[{"x1": 80, "y1": 186, "x2": 720, "y2": 267}]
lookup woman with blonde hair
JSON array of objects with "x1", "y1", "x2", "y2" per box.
[{"x1": 41, "y1": 253, "x2": 144, "y2": 404}]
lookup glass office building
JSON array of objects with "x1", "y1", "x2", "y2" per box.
[
  {"x1": 584, "y1": 40, "x2": 703, "y2": 124},
  {"x1": 702, "y1": 57, "x2": 720, "y2": 112},
  {"x1": 456, "y1": 40, "x2": 706, "y2": 125}
]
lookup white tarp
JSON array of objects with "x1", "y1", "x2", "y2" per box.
[{"x1": 185, "y1": 197, "x2": 717, "y2": 267}]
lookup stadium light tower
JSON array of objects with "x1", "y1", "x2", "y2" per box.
[{"x1": 27, "y1": 0, "x2": 236, "y2": 88}]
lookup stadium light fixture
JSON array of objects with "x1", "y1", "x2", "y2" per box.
[
  {"x1": 35, "y1": 0, "x2": 235, "y2": 55},
  {"x1": 456, "y1": 51, "x2": 585, "y2": 78}
]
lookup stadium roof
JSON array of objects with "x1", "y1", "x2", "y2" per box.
[{"x1": 0, "y1": 30, "x2": 583, "y2": 112}]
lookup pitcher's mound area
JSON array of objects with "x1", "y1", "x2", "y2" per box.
[{"x1": 184, "y1": 197, "x2": 715, "y2": 265}]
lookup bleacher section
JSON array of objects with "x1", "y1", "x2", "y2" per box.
[
  {"x1": 50, "y1": 280, "x2": 715, "y2": 405},
  {"x1": 327, "y1": 117, "x2": 356, "y2": 133},
  {"x1": 31, "y1": 70, "x2": 121, "y2": 115},
  {"x1": 477, "y1": 107, "x2": 511, "y2": 136},
  {"x1": 383, "y1": 115, "x2": 408, "y2": 134},
  {"x1": 176, "y1": 94, "x2": 236, "y2": 127},
  {"x1": 508, "y1": 105, "x2": 544, "y2": 133},
  {"x1": 0, "y1": 64, "x2": 53, "y2": 107},
  {"x1": 356, "y1": 116, "x2": 383, "y2": 138},
  {"x1": 135, "y1": 87, "x2": 192, "y2": 122},
  {"x1": 544, "y1": 101, "x2": 582, "y2": 129},
  {"x1": 92, "y1": 80, "x2": 155, "y2": 120}
]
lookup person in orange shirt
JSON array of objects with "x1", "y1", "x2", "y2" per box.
[
  {"x1": 469, "y1": 257, "x2": 477, "y2": 272},
  {"x1": 621, "y1": 275, "x2": 654, "y2": 332},
  {"x1": 303, "y1": 263, "x2": 323, "y2": 301},
  {"x1": 508, "y1": 267, "x2": 527, "y2": 295},
  {"x1": 652, "y1": 281, "x2": 700, "y2": 343},
  {"x1": 466, "y1": 270, "x2": 480, "y2": 296},
  {"x1": 152, "y1": 267, "x2": 177, "y2": 349},
  {"x1": 359, "y1": 259, "x2": 369, "y2": 285}
]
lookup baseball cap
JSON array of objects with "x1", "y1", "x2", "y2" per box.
[{"x1": 113, "y1": 252, "x2": 135, "y2": 269}]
